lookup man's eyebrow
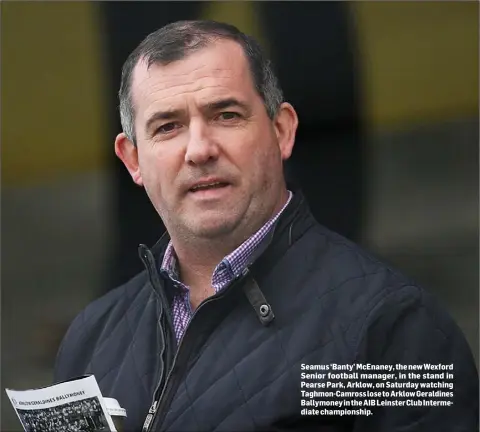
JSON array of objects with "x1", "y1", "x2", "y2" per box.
[
  {"x1": 145, "y1": 109, "x2": 183, "y2": 133},
  {"x1": 202, "y1": 98, "x2": 250, "y2": 112},
  {"x1": 144, "y1": 98, "x2": 250, "y2": 132}
]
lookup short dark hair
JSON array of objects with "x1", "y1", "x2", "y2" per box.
[{"x1": 118, "y1": 20, "x2": 284, "y2": 143}]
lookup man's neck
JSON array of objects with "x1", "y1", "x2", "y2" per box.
[
  {"x1": 178, "y1": 262, "x2": 216, "y2": 310},
  {"x1": 172, "y1": 236, "x2": 237, "y2": 290},
  {"x1": 173, "y1": 246, "x2": 223, "y2": 310}
]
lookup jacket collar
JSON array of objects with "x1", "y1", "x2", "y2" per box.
[{"x1": 247, "y1": 185, "x2": 316, "y2": 281}]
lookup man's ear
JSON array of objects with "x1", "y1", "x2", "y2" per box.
[
  {"x1": 114, "y1": 133, "x2": 143, "y2": 186},
  {"x1": 273, "y1": 102, "x2": 299, "y2": 161}
]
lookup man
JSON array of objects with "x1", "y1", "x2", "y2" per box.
[{"x1": 55, "y1": 20, "x2": 478, "y2": 431}]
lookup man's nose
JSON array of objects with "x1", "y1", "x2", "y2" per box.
[{"x1": 184, "y1": 121, "x2": 219, "y2": 165}]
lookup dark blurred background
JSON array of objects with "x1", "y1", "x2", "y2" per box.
[{"x1": 2, "y1": 2, "x2": 478, "y2": 430}]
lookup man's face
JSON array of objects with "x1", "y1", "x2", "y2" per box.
[{"x1": 116, "y1": 39, "x2": 297, "y2": 242}]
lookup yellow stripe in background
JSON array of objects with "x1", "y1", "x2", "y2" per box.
[
  {"x1": 201, "y1": 1, "x2": 269, "y2": 55},
  {"x1": 352, "y1": 2, "x2": 479, "y2": 132},
  {"x1": 2, "y1": 2, "x2": 108, "y2": 186}
]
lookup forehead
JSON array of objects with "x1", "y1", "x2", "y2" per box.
[{"x1": 130, "y1": 40, "x2": 258, "y2": 117}]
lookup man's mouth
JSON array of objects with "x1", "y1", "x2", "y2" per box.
[{"x1": 189, "y1": 182, "x2": 229, "y2": 192}]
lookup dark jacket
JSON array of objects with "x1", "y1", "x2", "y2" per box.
[{"x1": 54, "y1": 191, "x2": 478, "y2": 431}]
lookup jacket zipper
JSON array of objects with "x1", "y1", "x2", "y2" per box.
[
  {"x1": 142, "y1": 272, "x2": 249, "y2": 432},
  {"x1": 141, "y1": 320, "x2": 187, "y2": 432},
  {"x1": 140, "y1": 247, "x2": 176, "y2": 432},
  {"x1": 141, "y1": 322, "x2": 169, "y2": 432}
]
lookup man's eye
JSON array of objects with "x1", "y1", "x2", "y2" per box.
[
  {"x1": 218, "y1": 112, "x2": 240, "y2": 121},
  {"x1": 156, "y1": 122, "x2": 178, "y2": 134}
]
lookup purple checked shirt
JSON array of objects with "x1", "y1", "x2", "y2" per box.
[{"x1": 161, "y1": 191, "x2": 293, "y2": 343}]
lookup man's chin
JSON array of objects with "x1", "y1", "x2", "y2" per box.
[
  {"x1": 191, "y1": 223, "x2": 237, "y2": 239},
  {"x1": 185, "y1": 217, "x2": 240, "y2": 240}
]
